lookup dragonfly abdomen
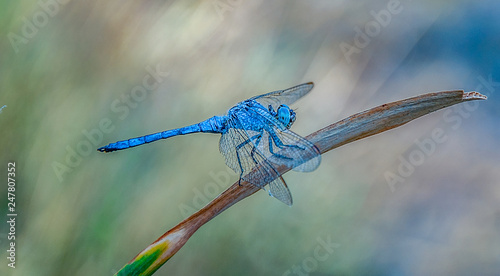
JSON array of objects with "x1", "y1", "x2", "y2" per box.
[
  {"x1": 97, "y1": 116, "x2": 227, "y2": 152},
  {"x1": 159, "y1": 116, "x2": 225, "y2": 139}
]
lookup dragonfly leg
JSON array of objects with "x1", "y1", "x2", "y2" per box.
[
  {"x1": 249, "y1": 134, "x2": 263, "y2": 164},
  {"x1": 270, "y1": 131, "x2": 306, "y2": 150},
  {"x1": 235, "y1": 149, "x2": 244, "y2": 185},
  {"x1": 234, "y1": 132, "x2": 283, "y2": 190},
  {"x1": 235, "y1": 133, "x2": 262, "y2": 185},
  {"x1": 267, "y1": 134, "x2": 293, "y2": 160}
]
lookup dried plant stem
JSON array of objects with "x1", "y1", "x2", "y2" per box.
[{"x1": 115, "y1": 90, "x2": 486, "y2": 276}]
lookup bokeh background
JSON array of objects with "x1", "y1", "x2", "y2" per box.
[{"x1": 1, "y1": 1, "x2": 499, "y2": 275}]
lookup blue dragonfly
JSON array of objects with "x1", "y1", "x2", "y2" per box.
[{"x1": 98, "y1": 83, "x2": 321, "y2": 205}]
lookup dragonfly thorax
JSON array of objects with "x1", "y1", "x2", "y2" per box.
[{"x1": 269, "y1": 104, "x2": 296, "y2": 129}]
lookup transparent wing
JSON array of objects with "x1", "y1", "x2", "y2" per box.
[
  {"x1": 268, "y1": 176, "x2": 293, "y2": 206},
  {"x1": 265, "y1": 128, "x2": 321, "y2": 173},
  {"x1": 248, "y1": 104, "x2": 321, "y2": 173},
  {"x1": 219, "y1": 115, "x2": 281, "y2": 189},
  {"x1": 220, "y1": 109, "x2": 319, "y2": 171},
  {"x1": 220, "y1": 124, "x2": 294, "y2": 205},
  {"x1": 251, "y1": 82, "x2": 314, "y2": 111},
  {"x1": 219, "y1": 101, "x2": 320, "y2": 205}
]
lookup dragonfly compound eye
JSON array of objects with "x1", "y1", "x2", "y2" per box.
[{"x1": 277, "y1": 104, "x2": 294, "y2": 128}]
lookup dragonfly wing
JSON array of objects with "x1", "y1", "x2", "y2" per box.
[
  {"x1": 219, "y1": 103, "x2": 319, "y2": 205},
  {"x1": 220, "y1": 124, "x2": 293, "y2": 205},
  {"x1": 219, "y1": 115, "x2": 281, "y2": 188},
  {"x1": 267, "y1": 128, "x2": 321, "y2": 172},
  {"x1": 247, "y1": 105, "x2": 321, "y2": 173},
  {"x1": 251, "y1": 82, "x2": 314, "y2": 111},
  {"x1": 268, "y1": 176, "x2": 293, "y2": 206}
]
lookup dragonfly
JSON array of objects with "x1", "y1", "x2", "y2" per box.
[{"x1": 98, "y1": 83, "x2": 321, "y2": 205}]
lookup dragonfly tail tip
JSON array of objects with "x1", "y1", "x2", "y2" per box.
[{"x1": 97, "y1": 146, "x2": 109, "y2": 153}]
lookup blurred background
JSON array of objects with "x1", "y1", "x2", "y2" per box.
[{"x1": 1, "y1": 0, "x2": 499, "y2": 275}]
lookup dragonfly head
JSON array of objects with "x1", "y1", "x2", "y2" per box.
[{"x1": 276, "y1": 104, "x2": 296, "y2": 129}]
